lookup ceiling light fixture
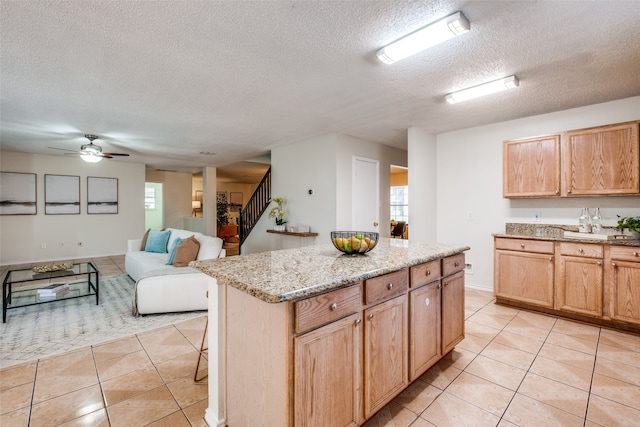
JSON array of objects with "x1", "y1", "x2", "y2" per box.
[
  {"x1": 377, "y1": 11, "x2": 470, "y2": 64},
  {"x1": 445, "y1": 75, "x2": 520, "y2": 104},
  {"x1": 80, "y1": 144, "x2": 103, "y2": 163}
]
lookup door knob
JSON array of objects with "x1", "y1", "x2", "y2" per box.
[{"x1": 373, "y1": 222, "x2": 379, "y2": 227}]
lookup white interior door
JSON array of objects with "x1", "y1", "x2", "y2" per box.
[{"x1": 352, "y1": 156, "x2": 379, "y2": 232}]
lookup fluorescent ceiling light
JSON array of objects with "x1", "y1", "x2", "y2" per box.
[
  {"x1": 445, "y1": 75, "x2": 520, "y2": 104},
  {"x1": 377, "y1": 11, "x2": 470, "y2": 64}
]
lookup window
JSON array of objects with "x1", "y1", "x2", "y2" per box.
[
  {"x1": 390, "y1": 186, "x2": 408, "y2": 223},
  {"x1": 145, "y1": 187, "x2": 156, "y2": 209}
]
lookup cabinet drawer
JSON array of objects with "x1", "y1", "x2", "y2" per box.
[
  {"x1": 442, "y1": 254, "x2": 465, "y2": 276},
  {"x1": 559, "y1": 242, "x2": 603, "y2": 258},
  {"x1": 495, "y1": 237, "x2": 554, "y2": 254},
  {"x1": 365, "y1": 269, "x2": 408, "y2": 305},
  {"x1": 610, "y1": 246, "x2": 640, "y2": 262},
  {"x1": 295, "y1": 285, "x2": 362, "y2": 334},
  {"x1": 410, "y1": 260, "x2": 441, "y2": 288}
]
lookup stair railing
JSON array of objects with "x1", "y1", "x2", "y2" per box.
[{"x1": 238, "y1": 167, "x2": 271, "y2": 251}]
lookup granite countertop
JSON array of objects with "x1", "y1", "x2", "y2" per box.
[
  {"x1": 495, "y1": 223, "x2": 640, "y2": 247},
  {"x1": 191, "y1": 238, "x2": 469, "y2": 303}
]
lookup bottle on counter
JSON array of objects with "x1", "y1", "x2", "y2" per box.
[
  {"x1": 579, "y1": 207, "x2": 592, "y2": 233},
  {"x1": 591, "y1": 207, "x2": 602, "y2": 233}
]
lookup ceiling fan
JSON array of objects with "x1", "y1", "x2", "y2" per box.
[{"x1": 49, "y1": 134, "x2": 131, "y2": 163}]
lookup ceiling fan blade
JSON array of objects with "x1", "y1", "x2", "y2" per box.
[
  {"x1": 102, "y1": 152, "x2": 130, "y2": 157},
  {"x1": 99, "y1": 154, "x2": 114, "y2": 159},
  {"x1": 49, "y1": 146, "x2": 78, "y2": 153}
]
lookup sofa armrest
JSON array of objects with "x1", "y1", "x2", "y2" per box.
[
  {"x1": 128, "y1": 239, "x2": 143, "y2": 253},
  {"x1": 219, "y1": 248, "x2": 226, "y2": 258}
]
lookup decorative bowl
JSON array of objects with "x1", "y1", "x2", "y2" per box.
[{"x1": 331, "y1": 231, "x2": 379, "y2": 254}]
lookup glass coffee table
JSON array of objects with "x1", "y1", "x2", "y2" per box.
[{"x1": 2, "y1": 262, "x2": 99, "y2": 322}]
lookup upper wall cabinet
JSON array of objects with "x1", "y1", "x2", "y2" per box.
[
  {"x1": 504, "y1": 121, "x2": 640, "y2": 198},
  {"x1": 563, "y1": 122, "x2": 639, "y2": 196},
  {"x1": 503, "y1": 135, "x2": 561, "y2": 198}
]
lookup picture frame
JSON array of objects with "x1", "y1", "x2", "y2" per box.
[
  {"x1": 0, "y1": 172, "x2": 37, "y2": 215},
  {"x1": 87, "y1": 177, "x2": 118, "y2": 214},
  {"x1": 230, "y1": 191, "x2": 243, "y2": 212},
  {"x1": 45, "y1": 174, "x2": 80, "y2": 215}
]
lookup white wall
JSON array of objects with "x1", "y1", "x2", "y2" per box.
[
  {"x1": 408, "y1": 127, "x2": 437, "y2": 242},
  {"x1": 433, "y1": 96, "x2": 640, "y2": 291},
  {"x1": 0, "y1": 151, "x2": 145, "y2": 265},
  {"x1": 145, "y1": 169, "x2": 193, "y2": 230},
  {"x1": 242, "y1": 133, "x2": 408, "y2": 254}
]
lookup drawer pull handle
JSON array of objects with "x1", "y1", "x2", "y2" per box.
[
  {"x1": 596, "y1": 261, "x2": 602, "y2": 266},
  {"x1": 579, "y1": 248, "x2": 584, "y2": 253},
  {"x1": 555, "y1": 189, "x2": 560, "y2": 195},
  {"x1": 387, "y1": 283, "x2": 393, "y2": 290},
  {"x1": 634, "y1": 252, "x2": 639, "y2": 257},
  {"x1": 437, "y1": 283, "x2": 442, "y2": 289},
  {"x1": 426, "y1": 270, "x2": 431, "y2": 276},
  {"x1": 549, "y1": 257, "x2": 553, "y2": 262},
  {"x1": 567, "y1": 189, "x2": 572, "y2": 194},
  {"x1": 368, "y1": 313, "x2": 374, "y2": 320},
  {"x1": 330, "y1": 303, "x2": 338, "y2": 311},
  {"x1": 355, "y1": 318, "x2": 361, "y2": 325},
  {"x1": 612, "y1": 262, "x2": 618, "y2": 268},
  {"x1": 454, "y1": 262, "x2": 460, "y2": 268},
  {"x1": 520, "y1": 244, "x2": 525, "y2": 248}
]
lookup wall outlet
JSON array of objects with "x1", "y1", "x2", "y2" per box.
[
  {"x1": 533, "y1": 212, "x2": 541, "y2": 222},
  {"x1": 77, "y1": 241, "x2": 83, "y2": 247},
  {"x1": 465, "y1": 263, "x2": 474, "y2": 274},
  {"x1": 41, "y1": 242, "x2": 46, "y2": 249}
]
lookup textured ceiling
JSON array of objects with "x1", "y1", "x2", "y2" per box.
[{"x1": 2, "y1": 1, "x2": 640, "y2": 180}]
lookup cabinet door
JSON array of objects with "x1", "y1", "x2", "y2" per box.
[
  {"x1": 495, "y1": 250, "x2": 555, "y2": 308},
  {"x1": 503, "y1": 135, "x2": 561, "y2": 198},
  {"x1": 442, "y1": 271, "x2": 465, "y2": 355},
  {"x1": 294, "y1": 313, "x2": 362, "y2": 427},
  {"x1": 556, "y1": 256, "x2": 603, "y2": 317},
  {"x1": 563, "y1": 122, "x2": 640, "y2": 196},
  {"x1": 610, "y1": 261, "x2": 640, "y2": 325},
  {"x1": 409, "y1": 282, "x2": 441, "y2": 381},
  {"x1": 363, "y1": 295, "x2": 408, "y2": 418}
]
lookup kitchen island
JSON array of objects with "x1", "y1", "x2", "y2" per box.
[{"x1": 192, "y1": 238, "x2": 469, "y2": 427}]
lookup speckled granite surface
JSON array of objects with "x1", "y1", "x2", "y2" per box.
[
  {"x1": 191, "y1": 238, "x2": 469, "y2": 303},
  {"x1": 496, "y1": 223, "x2": 640, "y2": 247}
]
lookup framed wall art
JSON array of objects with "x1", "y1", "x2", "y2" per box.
[
  {"x1": 87, "y1": 177, "x2": 118, "y2": 214},
  {"x1": 45, "y1": 174, "x2": 80, "y2": 215},
  {"x1": 0, "y1": 172, "x2": 37, "y2": 215}
]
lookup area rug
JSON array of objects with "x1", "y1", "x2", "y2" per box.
[{"x1": 0, "y1": 274, "x2": 206, "y2": 368}]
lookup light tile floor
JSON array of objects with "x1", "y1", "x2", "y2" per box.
[{"x1": 2, "y1": 261, "x2": 640, "y2": 426}]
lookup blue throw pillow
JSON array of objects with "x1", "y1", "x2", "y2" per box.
[
  {"x1": 145, "y1": 229, "x2": 171, "y2": 253},
  {"x1": 166, "y1": 237, "x2": 186, "y2": 265}
]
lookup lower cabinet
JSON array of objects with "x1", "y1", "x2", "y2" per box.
[
  {"x1": 442, "y1": 270, "x2": 465, "y2": 354},
  {"x1": 609, "y1": 246, "x2": 640, "y2": 325},
  {"x1": 363, "y1": 295, "x2": 408, "y2": 418},
  {"x1": 409, "y1": 282, "x2": 441, "y2": 381},
  {"x1": 294, "y1": 313, "x2": 363, "y2": 427},
  {"x1": 555, "y1": 243, "x2": 603, "y2": 317},
  {"x1": 494, "y1": 238, "x2": 555, "y2": 308}
]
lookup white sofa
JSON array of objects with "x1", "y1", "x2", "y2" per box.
[{"x1": 126, "y1": 227, "x2": 225, "y2": 315}]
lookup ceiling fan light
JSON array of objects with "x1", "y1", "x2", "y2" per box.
[
  {"x1": 445, "y1": 75, "x2": 519, "y2": 104},
  {"x1": 377, "y1": 11, "x2": 470, "y2": 64},
  {"x1": 80, "y1": 153, "x2": 102, "y2": 163}
]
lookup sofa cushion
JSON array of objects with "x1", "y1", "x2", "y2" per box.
[
  {"x1": 173, "y1": 236, "x2": 200, "y2": 267},
  {"x1": 166, "y1": 237, "x2": 186, "y2": 265},
  {"x1": 165, "y1": 228, "x2": 203, "y2": 253},
  {"x1": 196, "y1": 235, "x2": 224, "y2": 260},
  {"x1": 145, "y1": 229, "x2": 171, "y2": 253},
  {"x1": 140, "y1": 228, "x2": 151, "y2": 250}
]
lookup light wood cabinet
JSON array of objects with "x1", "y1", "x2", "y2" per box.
[
  {"x1": 409, "y1": 282, "x2": 441, "y2": 381},
  {"x1": 294, "y1": 313, "x2": 363, "y2": 427},
  {"x1": 503, "y1": 135, "x2": 561, "y2": 198},
  {"x1": 442, "y1": 270, "x2": 465, "y2": 354},
  {"x1": 363, "y1": 294, "x2": 408, "y2": 418},
  {"x1": 555, "y1": 242, "x2": 603, "y2": 317},
  {"x1": 503, "y1": 120, "x2": 640, "y2": 198},
  {"x1": 563, "y1": 122, "x2": 640, "y2": 196},
  {"x1": 494, "y1": 238, "x2": 555, "y2": 308},
  {"x1": 608, "y1": 246, "x2": 640, "y2": 325}
]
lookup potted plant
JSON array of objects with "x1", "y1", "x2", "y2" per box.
[
  {"x1": 268, "y1": 196, "x2": 287, "y2": 231},
  {"x1": 616, "y1": 215, "x2": 640, "y2": 238},
  {"x1": 217, "y1": 193, "x2": 230, "y2": 229}
]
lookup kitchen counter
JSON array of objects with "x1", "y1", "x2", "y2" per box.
[
  {"x1": 494, "y1": 223, "x2": 640, "y2": 247},
  {"x1": 191, "y1": 238, "x2": 470, "y2": 303}
]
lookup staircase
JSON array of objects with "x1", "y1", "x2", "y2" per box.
[{"x1": 238, "y1": 167, "x2": 271, "y2": 251}]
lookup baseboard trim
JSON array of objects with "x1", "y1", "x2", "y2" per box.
[{"x1": 204, "y1": 408, "x2": 226, "y2": 427}]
